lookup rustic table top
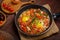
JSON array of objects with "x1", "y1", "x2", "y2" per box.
[{"x1": 0, "y1": 0, "x2": 60, "y2": 40}]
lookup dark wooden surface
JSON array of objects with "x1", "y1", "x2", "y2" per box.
[{"x1": 0, "y1": 0, "x2": 60, "y2": 40}]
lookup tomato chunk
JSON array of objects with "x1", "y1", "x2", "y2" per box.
[
  {"x1": 35, "y1": 13, "x2": 42, "y2": 19},
  {"x1": 20, "y1": 25, "x2": 27, "y2": 32},
  {"x1": 30, "y1": 9, "x2": 34, "y2": 17}
]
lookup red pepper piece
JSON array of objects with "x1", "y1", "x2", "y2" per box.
[
  {"x1": 2, "y1": 3, "x2": 6, "y2": 7},
  {"x1": 7, "y1": 6, "x2": 11, "y2": 10},
  {"x1": 32, "y1": 24, "x2": 36, "y2": 28},
  {"x1": 35, "y1": 13, "x2": 42, "y2": 19},
  {"x1": 2, "y1": 3, "x2": 8, "y2": 9},
  {"x1": 20, "y1": 25, "x2": 27, "y2": 32},
  {"x1": 31, "y1": 30, "x2": 35, "y2": 34},
  {"x1": 30, "y1": 9, "x2": 34, "y2": 17},
  {"x1": 9, "y1": 8, "x2": 14, "y2": 12},
  {"x1": 36, "y1": 28, "x2": 40, "y2": 32}
]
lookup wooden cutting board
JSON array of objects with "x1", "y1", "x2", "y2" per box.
[{"x1": 17, "y1": 4, "x2": 59, "y2": 40}]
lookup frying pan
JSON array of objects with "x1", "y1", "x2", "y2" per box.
[{"x1": 15, "y1": 1, "x2": 60, "y2": 37}]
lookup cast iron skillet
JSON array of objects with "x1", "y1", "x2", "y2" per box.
[{"x1": 15, "y1": 4, "x2": 60, "y2": 37}]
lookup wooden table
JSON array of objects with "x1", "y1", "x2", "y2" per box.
[{"x1": 0, "y1": 0, "x2": 60, "y2": 40}]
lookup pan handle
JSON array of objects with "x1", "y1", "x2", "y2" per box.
[
  {"x1": 19, "y1": 0, "x2": 35, "y2": 5},
  {"x1": 52, "y1": 12, "x2": 60, "y2": 19},
  {"x1": 22, "y1": 0, "x2": 35, "y2": 4}
]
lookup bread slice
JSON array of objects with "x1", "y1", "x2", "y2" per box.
[{"x1": 1, "y1": 0, "x2": 21, "y2": 14}]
